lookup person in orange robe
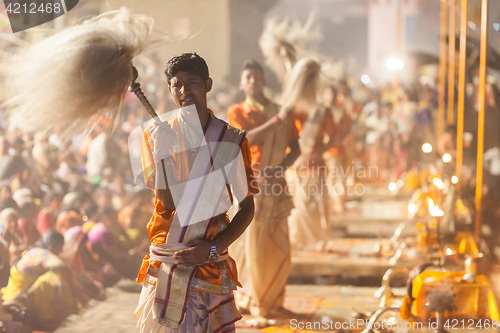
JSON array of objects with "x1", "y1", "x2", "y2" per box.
[
  {"x1": 227, "y1": 60, "x2": 300, "y2": 318},
  {"x1": 322, "y1": 85, "x2": 353, "y2": 214},
  {"x1": 288, "y1": 107, "x2": 336, "y2": 251},
  {"x1": 285, "y1": 59, "x2": 337, "y2": 252},
  {"x1": 135, "y1": 52, "x2": 257, "y2": 333}
]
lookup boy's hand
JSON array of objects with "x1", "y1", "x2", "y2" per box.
[
  {"x1": 149, "y1": 122, "x2": 176, "y2": 161},
  {"x1": 172, "y1": 239, "x2": 212, "y2": 265}
]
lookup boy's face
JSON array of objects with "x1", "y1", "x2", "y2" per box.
[
  {"x1": 169, "y1": 71, "x2": 212, "y2": 110},
  {"x1": 239, "y1": 68, "x2": 265, "y2": 99}
]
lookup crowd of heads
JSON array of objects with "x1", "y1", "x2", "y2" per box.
[{"x1": 0, "y1": 92, "x2": 155, "y2": 330}]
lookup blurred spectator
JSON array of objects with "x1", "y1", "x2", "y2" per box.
[
  {"x1": 390, "y1": 136, "x2": 411, "y2": 180},
  {"x1": 86, "y1": 119, "x2": 122, "y2": 181},
  {"x1": 17, "y1": 201, "x2": 40, "y2": 246},
  {"x1": 118, "y1": 189, "x2": 152, "y2": 231},
  {"x1": 0, "y1": 239, "x2": 10, "y2": 288},
  {"x1": 2, "y1": 230, "x2": 78, "y2": 331},
  {"x1": 393, "y1": 91, "x2": 416, "y2": 136},
  {"x1": 61, "y1": 226, "x2": 105, "y2": 305},
  {"x1": 94, "y1": 187, "x2": 113, "y2": 210},
  {"x1": 365, "y1": 105, "x2": 389, "y2": 146},
  {"x1": 0, "y1": 208, "x2": 26, "y2": 266},
  {"x1": 55, "y1": 210, "x2": 83, "y2": 235},
  {"x1": 95, "y1": 206, "x2": 130, "y2": 253},
  {"x1": 31, "y1": 133, "x2": 58, "y2": 184},
  {"x1": 121, "y1": 109, "x2": 138, "y2": 134},
  {"x1": 12, "y1": 187, "x2": 32, "y2": 208},
  {"x1": 0, "y1": 198, "x2": 19, "y2": 213},
  {"x1": 0, "y1": 136, "x2": 29, "y2": 189},
  {"x1": 0, "y1": 185, "x2": 11, "y2": 202},
  {"x1": 20, "y1": 135, "x2": 43, "y2": 196},
  {"x1": 62, "y1": 189, "x2": 93, "y2": 215},
  {"x1": 437, "y1": 125, "x2": 457, "y2": 160},
  {"x1": 37, "y1": 191, "x2": 63, "y2": 235},
  {"x1": 108, "y1": 174, "x2": 133, "y2": 210},
  {"x1": 484, "y1": 144, "x2": 500, "y2": 201},
  {"x1": 0, "y1": 137, "x2": 9, "y2": 161},
  {"x1": 86, "y1": 219, "x2": 136, "y2": 286}
]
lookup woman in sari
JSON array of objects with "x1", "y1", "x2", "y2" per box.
[
  {"x1": 2, "y1": 230, "x2": 78, "y2": 331},
  {"x1": 86, "y1": 208, "x2": 139, "y2": 287},
  {"x1": 61, "y1": 226, "x2": 106, "y2": 305}
]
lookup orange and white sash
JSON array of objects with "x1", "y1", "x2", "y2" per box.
[{"x1": 152, "y1": 117, "x2": 245, "y2": 328}]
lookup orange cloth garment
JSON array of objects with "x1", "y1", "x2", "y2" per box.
[
  {"x1": 294, "y1": 110, "x2": 336, "y2": 150},
  {"x1": 293, "y1": 109, "x2": 336, "y2": 166},
  {"x1": 227, "y1": 99, "x2": 299, "y2": 166},
  {"x1": 325, "y1": 107, "x2": 352, "y2": 156},
  {"x1": 226, "y1": 99, "x2": 298, "y2": 317},
  {"x1": 137, "y1": 112, "x2": 257, "y2": 292}
]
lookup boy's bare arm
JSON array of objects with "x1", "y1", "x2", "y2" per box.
[
  {"x1": 155, "y1": 188, "x2": 176, "y2": 211},
  {"x1": 245, "y1": 118, "x2": 280, "y2": 145},
  {"x1": 172, "y1": 196, "x2": 255, "y2": 265},
  {"x1": 245, "y1": 107, "x2": 292, "y2": 146},
  {"x1": 213, "y1": 195, "x2": 255, "y2": 252}
]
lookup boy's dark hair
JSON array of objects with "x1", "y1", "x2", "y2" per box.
[
  {"x1": 240, "y1": 59, "x2": 264, "y2": 76},
  {"x1": 165, "y1": 52, "x2": 209, "y2": 85}
]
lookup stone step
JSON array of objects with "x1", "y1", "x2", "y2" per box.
[
  {"x1": 290, "y1": 253, "x2": 416, "y2": 279},
  {"x1": 328, "y1": 198, "x2": 411, "y2": 237},
  {"x1": 290, "y1": 238, "x2": 418, "y2": 279},
  {"x1": 330, "y1": 219, "x2": 414, "y2": 238},
  {"x1": 344, "y1": 183, "x2": 413, "y2": 201}
]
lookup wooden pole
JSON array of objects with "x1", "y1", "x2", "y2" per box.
[
  {"x1": 456, "y1": 0, "x2": 468, "y2": 186},
  {"x1": 475, "y1": 0, "x2": 488, "y2": 243},
  {"x1": 448, "y1": 0, "x2": 456, "y2": 125},
  {"x1": 438, "y1": 0, "x2": 448, "y2": 141},
  {"x1": 393, "y1": 0, "x2": 402, "y2": 110}
]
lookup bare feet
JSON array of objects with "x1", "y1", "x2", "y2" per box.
[
  {"x1": 241, "y1": 317, "x2": 276, "y2": 328},
  {"x1": 267, "y1": 306, "x2": 297, "y2": 318}
]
